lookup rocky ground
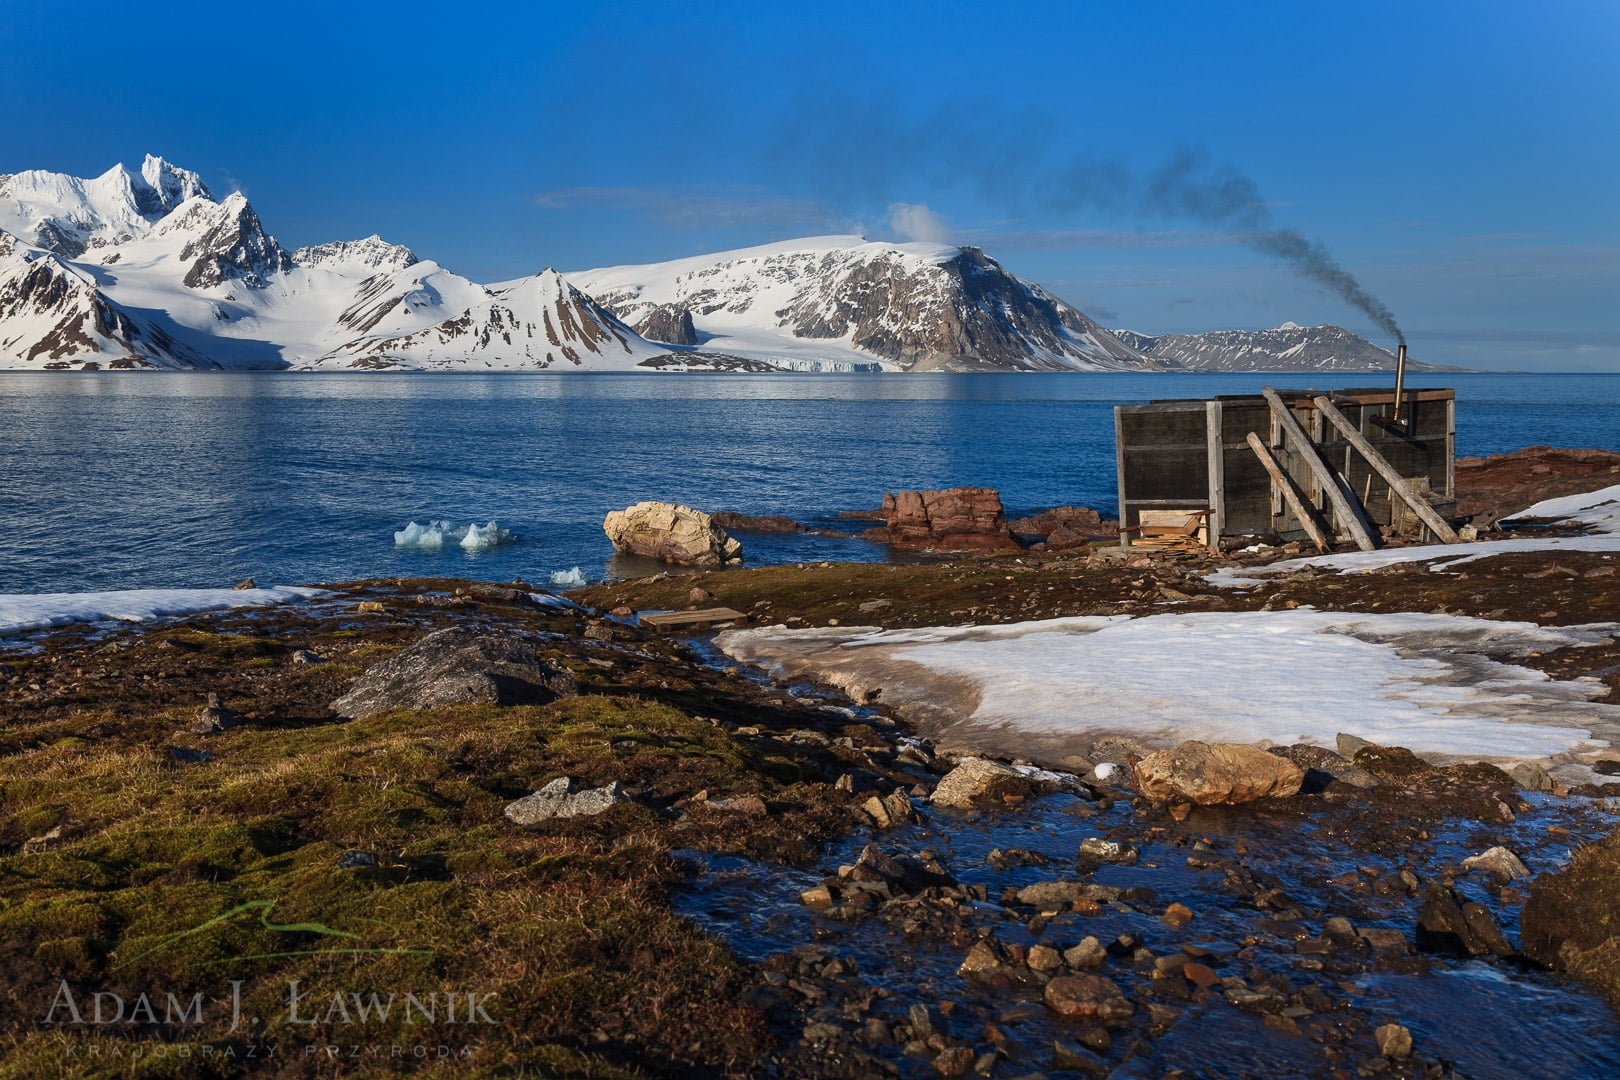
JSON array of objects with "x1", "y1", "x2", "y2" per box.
[{"x1": 3, "y1": 455, "x2": 1620, "y2": 1076}]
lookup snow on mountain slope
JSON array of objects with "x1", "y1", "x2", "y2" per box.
[
  {"x1": 0, "y1": 156, "x2": 683, "y2": 371},
  {"x1": 1115, "y1": 322, "x2": 1453, "y2": 372},
  {"x1": 570, "y1": 236, "x2": 1163, "y2": 372},
  {"x1": 307, "y1": 268, "x2": 664, "y2": 370},
  {"x1": 0, "y1": 155, "x2": 208, "y2": 258}
]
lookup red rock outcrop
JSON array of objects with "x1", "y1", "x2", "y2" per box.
[{"x1": 874, "y1": 487, "x2": 1019, "y2": 550}]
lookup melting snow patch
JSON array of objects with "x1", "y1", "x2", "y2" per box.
[
  {"x1": 549, "y1": 567, "x2": 587, "y2": 588},
  {"x1": 0, "y1": 587, "x2": 322, "y2": 638},
  {"x1": 717, "y1": 610, "x2": 1620, "y2": 762},
  {"x1": 394, "y1": 520, "x2": 514, "y2": 551}
]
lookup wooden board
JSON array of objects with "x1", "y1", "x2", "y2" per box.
[{"x1": 638, "y1": 607, "x2": 748, "y2": 631}]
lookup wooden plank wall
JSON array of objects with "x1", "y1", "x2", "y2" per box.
[{"x1": 1117, "y1": 390, "x2": 1455, "y2": 546}]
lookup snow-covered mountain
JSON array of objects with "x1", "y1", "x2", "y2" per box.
[
  {"x1": 0, "y1": 156, "x2": 682, "y2": 371},
  {"x1": 1114, "y1": 322, "x2": 1448, "y2": 372},
  {"x1": 570, "y1": 237, "x2": 1164, "y2": 372}
]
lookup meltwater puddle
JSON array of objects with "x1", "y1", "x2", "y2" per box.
[{"x1": 674, "y1": 789, "x2": 1620, "y2": 1078}]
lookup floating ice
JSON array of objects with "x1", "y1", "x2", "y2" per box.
[
  {"x1": 549, "y1": 567, "x2": 587, "y2": 587},
  {"x1": 394, "y1": 519, "x2": 513, "y2": 551},
  {"x1": 0, "y1": 587, "x2": 323, "y2": 638}
]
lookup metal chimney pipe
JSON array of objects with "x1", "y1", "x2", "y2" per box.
[{"x1": 1391, "y1": 343, "x2": 1408, "y2": 424}]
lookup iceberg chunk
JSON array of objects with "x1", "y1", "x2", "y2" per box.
[
  {"x1": 549, "y1": 567, "x2": 587, "y2": 587},
  {"x1": 394, "y1": 520, "x2": 513, "y2": 551}
]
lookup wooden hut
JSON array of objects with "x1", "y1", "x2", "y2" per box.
[{"x1": 1114, "y1": 387, "x2": 1456, "y2": 553}]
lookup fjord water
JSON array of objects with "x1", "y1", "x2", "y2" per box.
[{"x1": 1, "y1": 371, "x2": 1617, "y2": 594}]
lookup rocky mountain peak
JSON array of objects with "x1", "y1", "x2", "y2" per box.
[
  {"x1": 138, "y1": 154, "x2": 212, "y2": 214},
  {"x1": 292, "y1": 234, "x2": 418, "y2": 273},
  {"x1": 176, "y1": 193, "x2": 291, "y2": 289}
]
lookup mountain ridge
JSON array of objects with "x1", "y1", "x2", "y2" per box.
[{"x1": 2, "y1": 155, "x2": 1456, "y2": 374}]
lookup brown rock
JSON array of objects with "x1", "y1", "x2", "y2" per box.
[
  {"x1": 1133, "y1": 741, "x2": 1305, "y2": 805},
  {"x1": 1163, "y1": 902, "x2": 1195, "y2": 928},
  {"x1": 1043, "y1": 974, "x2": 1134, "y2": 1022},
  {"x1": 1182, "y1": 961, "x2": 1219, "y2": 989},
  {"x1": 1009, "y1": 506, "x2": 1120, "y2": 544},
  {"x1": 877, "y1": 487, "x2": 1019, "y2": 551},
  {"x1": 1375, "y1": 1022, "x2": 1414, "y2": 1060},
  {"x1": 602, "y1": 501, "x2": 742, "y2": 566},
  {"x1": 356, "y1": 600, "x2": 385, "y2": 614}
]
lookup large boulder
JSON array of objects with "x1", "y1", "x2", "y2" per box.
[
  {"x1": 331, "y1": 626, "x2": 576, "y2": 720},
  {"x1": 603, "y1": 501, "x2": 743, "y2": 566},
  {"x1": 1132, "y1": 740, "x2": 1305, "y2": 805},
  {"x1": 875, "y1": 487, "x2": 1018, "y2": 551}
]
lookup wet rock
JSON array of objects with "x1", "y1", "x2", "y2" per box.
[
  {"x1": 1051, "y1": 1039, "x2": 1110, "y2": 1075},
  {"x1": 1509, "y1": 761, "x2": 1555, "y2": 792},
  {"x1": 1375, "y1": 1022, "x2": 1413, "y2": 1060},
  {"x1": 958, "y1": 938, "x2": 1008, "y2": 979},
  {"x1": 1415, "y1": 886, "x2": 1515, "y2": 957},
  {"x1": 603, "y1": 501, "x2": 742, "y2": 566},
  {"x1": 1043, "y1": 974, "x2": 1133, "y2": 1022},
  {"x1": 337, "y1": 850, "x2": 379, "y2": 869},
  {"x1": 1163, "y1": 902, "x2": 1195, "y2": 929},
  {"x1": 1016, "y1": 881, "x2": 1118, "y2": 908},
  {"x1": 848, "y1": 843, "x2": 955, "y2": 895},
  {"x1": 1182, "y1": 961, "x2": 1219, "y2": 989},
  {"x1": 503, "y1": 777, "x2": 630, "y2": 825},
  {"x1": 1063, "y1": 937, "x2": 1106, "y2": 970},
  {"x1": 188, "y1": 692, "x2": 240, "y2": 734},
  {"x1": 1027, "y1": 944, "x2": 1063, "y2": 973},
  {"x1": 1461, "y1": 845, "x2": 1531, "y2": 881},
  {"x1": 801, "y1": 884, "x2": 836, "y2": 909},
  {"x1": 1078, "y1": 837, "x2": 1137, "y2": 864},
  {"x1": 875, "y1": 487, "x2": 1019, "y2": 551},
  {"x1": 1133, "y1": 741, "x2": 1305, "y2": 805},
  {"x1": 331, "y1": 626, "x2": 575, "y2": 720},
  {"x1": 931, "y1": 758, "x2": 1043, "y2": 810},
  {"x1": 168, "y1": 746, "x2": 215, "y2": 763},
  {"x1": 863, "y1": 790, "x2": 920, "y2": 830},
  {"x1": 932, "y1": 1045, "x2": 975, "y2": 1077}
]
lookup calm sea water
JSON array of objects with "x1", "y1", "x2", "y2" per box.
[{"x1": 1, "y1": 371, "x2": 1616, "y2": 594}]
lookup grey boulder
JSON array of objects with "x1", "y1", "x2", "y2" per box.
[
  {"x1": 504, "y1": 777, "x2": 630, "y2": 825},
  {"x1": 331, "y1": 626, "x2": 576, "y2": 720}
]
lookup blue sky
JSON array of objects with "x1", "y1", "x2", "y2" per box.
[{"x1": 2, "y1": 0, "x2": 1616, "y2": 369}]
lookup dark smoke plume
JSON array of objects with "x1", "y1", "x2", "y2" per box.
[
  {"x1": 773, "y1": 99, "x2": 1405, "y2": 345},
  {"x1": 1139, "y1": 149, "x2": 1405, "y2": 345}
]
